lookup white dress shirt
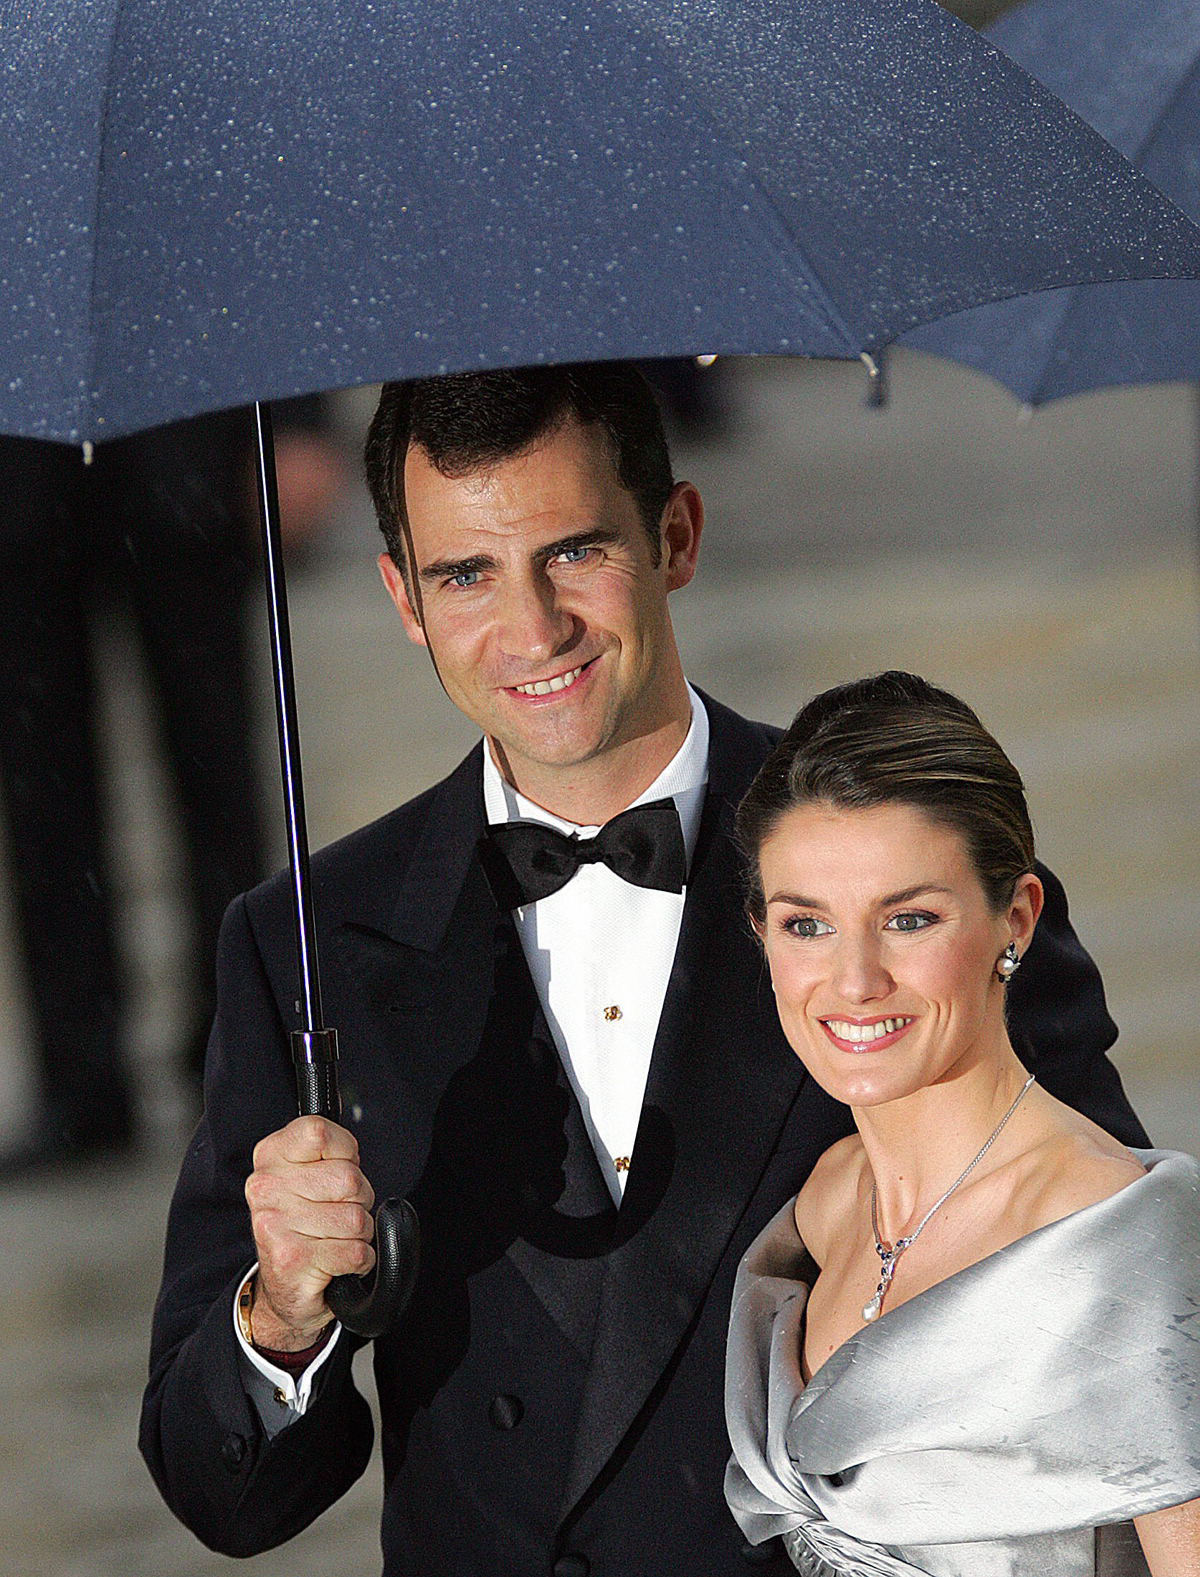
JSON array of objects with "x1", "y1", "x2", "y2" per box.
[
  {"x1": 233, "y1": 1259, "x2": 340, "y2": 1436},
  {"x1": 482, "y1": 683, "x2": 709, "y2": 1204},
  {"x1": 238, "y1": 684, "x2": 709, "y2": 1431}
]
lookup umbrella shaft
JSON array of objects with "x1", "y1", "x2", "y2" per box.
[{"x1": 254, "y1": 401, "x2": 324, "y2": 1033}]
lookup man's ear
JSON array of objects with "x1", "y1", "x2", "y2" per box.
[
  {"x1": 378, "y1": 551, "x2": 427, "y2": 648},
  {"x1": 660, "y1": 481, "x2": 703, "y2": 591}
]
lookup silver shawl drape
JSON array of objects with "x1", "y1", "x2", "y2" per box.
[{"x1": 725, "y1": 1149, "x2": 1200, "y2": 1577}]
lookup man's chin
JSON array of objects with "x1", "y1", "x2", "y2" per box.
[
  {"x1": 484, "y1": 690, "x2": 615, "y2": 772},
  {"x1": 489, "y1": 728, "x2": 610, "y2": 779},
  {"x1": 483, "y1": 703, "x2": 621, "y2": 778}
]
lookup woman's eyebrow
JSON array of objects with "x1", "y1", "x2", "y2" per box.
[
  {"x1": 765, "y1": 883, "x2": 952, "y2": 908},
  {"x1": 877, "y1": 884, "x2": 952, "y2": 906}
]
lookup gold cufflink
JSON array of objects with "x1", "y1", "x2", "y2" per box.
[{"x1": 604, "y1": 1005, "x2": 622, "y2": 1021}]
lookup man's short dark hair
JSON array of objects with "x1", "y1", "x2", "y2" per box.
[{"x1": 364, "y1": 363, "x2": 674, "y2": 582}]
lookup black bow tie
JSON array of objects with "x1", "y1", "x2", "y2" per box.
[{"x1": 481, "y1": 798, "x2": 687, "y2": 909}]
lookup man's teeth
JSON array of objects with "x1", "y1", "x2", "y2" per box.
[
  {"x1": 514, "y1": 665, "x2": 585, "y2": 696},
  {"x1": 826, "y1": 1017, "x2": 912, "y2": 1043}
]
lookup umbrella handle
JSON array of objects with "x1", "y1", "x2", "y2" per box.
[{"x1": 293, "y1": 1030, "x2": 420, "y2": 1339}]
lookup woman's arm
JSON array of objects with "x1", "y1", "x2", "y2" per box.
[{"x1": 1136, "y1": 1498, "x2": 1200, "y2": 1576}]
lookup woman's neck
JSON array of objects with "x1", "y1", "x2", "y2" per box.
[{"x1": 852, "y1": 1039, "x2": 1033, "y2": 1241}]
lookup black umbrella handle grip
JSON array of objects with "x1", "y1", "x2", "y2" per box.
[
  {"x1": 325, "y1": 1197, "x2": 420, "y2": 1339},
  {"x1": 291, "y1": 1030, "x2": 420, "y2": 1339}
]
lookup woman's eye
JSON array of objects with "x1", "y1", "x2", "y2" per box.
[
  {"x1": 783, "y1": 916, "x2": 834, "y2": 939},
  {"x1": 886, "y1": 911, "x2": 936, "y2": 933}
]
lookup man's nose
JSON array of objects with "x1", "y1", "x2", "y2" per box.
[{"x1": 496, "y1": 572, "x2": 574, "y2": 661}]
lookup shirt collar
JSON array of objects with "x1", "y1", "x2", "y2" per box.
[{"x1": 482, "y1": 682, "x2": 710, "y2": 868}]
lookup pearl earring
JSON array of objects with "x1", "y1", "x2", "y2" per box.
[{"x1": 997, "y1": 942, "x2": 1020, "y2": 981}]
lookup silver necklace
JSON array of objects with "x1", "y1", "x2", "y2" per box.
[{"x1": 861, "y1": 1073, "x2": 1036, "y2": 1323}]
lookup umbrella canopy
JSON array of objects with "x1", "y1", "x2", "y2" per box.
[
  {"x1": 905, "y1": 0, "x2": 1200, "y2": 405},
  {"x1": 7, "y1": 0, "x2": 1200, "y2": 445}
]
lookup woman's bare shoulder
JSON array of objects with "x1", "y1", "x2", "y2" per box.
[
  {"x1": 1015, "y1": 1093, "x2": 1146, "y2": 1233},
  {"x1": 794, "y1": 1135, "x2": 866, "y2": 1260}
]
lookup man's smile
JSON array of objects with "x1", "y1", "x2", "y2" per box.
[{"x1": 504, "y1": 656, "x2": 599, "y2": 701}]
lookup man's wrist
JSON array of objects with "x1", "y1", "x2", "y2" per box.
[{"x1": 237, "y1": 1274, "x2": 333, "y2": 1355}]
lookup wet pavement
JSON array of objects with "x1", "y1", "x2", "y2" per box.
[{"x1": 2, "y1": 352, "x2": 1197, "y2": 1574}]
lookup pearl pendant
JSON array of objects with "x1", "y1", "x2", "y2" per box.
[{"x1": 862, "y1": 1295, "x2": 882, "y2": 1322}]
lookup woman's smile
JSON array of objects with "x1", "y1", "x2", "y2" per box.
[{"x1": 820, "y1": 1015, "x2": 916, "y2": 1051}]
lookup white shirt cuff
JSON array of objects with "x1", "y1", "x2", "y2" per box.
[{"x1": 232, "y1": 1264, "x2": 342, "y2": 1439}]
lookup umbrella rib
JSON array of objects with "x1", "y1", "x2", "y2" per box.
[
  {"x1": 1028, "y1": 284, "x2": 1083, "y2": 407},
  {"x1": 1025, "y1": 47, "x2": 1200, "y2": 405},
  {"x1": 1126, "y1": 46, "x2": 1200, "y2": 169},
  {"x1": 673, "y1": 110, "x2": 866, "y2": 356},
  {"x1": 81, "y1": 0, "x2": 132, "y2": 444},
  {"x1": 735, "y1": 166, "x2": 864, "y2": 356}
]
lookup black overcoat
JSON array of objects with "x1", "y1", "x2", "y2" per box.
[{"x1": 140, "y1": 693, "x2": 1146, "y2": 1576}]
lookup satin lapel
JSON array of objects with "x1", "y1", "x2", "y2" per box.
[
  {"x1": 328, "y1": 744, "x2": 501, "y2": 1195},
  {"x1": 331, "y1": 748, "x2": 618, "y2": 1354},
  {"x1": 478, "y1": 915, "x2": 616, "y2": 1358},
  {"x1": 558, "y1": 704, "x2": 807, "y2": 1521},
  {"x1": 388, "y1": 743, "x2": 489, "y2": 952},
  {"x1": 506, "y1": 989, "x2": 617, "y2": 1360}
]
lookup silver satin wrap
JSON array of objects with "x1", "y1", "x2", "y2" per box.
[{"x1": 725, "y1": 1149, "x2": 1200, "y2": 1577}]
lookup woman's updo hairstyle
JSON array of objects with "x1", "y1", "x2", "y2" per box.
[{"x1": 736, "y1": 672, "x2": 1035, "y2": 926}]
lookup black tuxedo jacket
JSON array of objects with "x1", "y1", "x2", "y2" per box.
[{"x1": 140, "y1": 693, "x2": 1146, "y2": 1576}]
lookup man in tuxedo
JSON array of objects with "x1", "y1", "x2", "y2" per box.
[{"x1": 141, "y1": 364, "x2": 1146, "y2": 1576}]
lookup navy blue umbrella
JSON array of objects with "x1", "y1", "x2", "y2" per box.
[
  {"x1": 906, "y1": 0, "x2": 1200, "y2": 404},
  {"x1": 7, "y1": 0, "x2": 1200, "y2": 445},
  {"x1": 8, "y1": 0, "x2": 1200, "y2": 1337}
]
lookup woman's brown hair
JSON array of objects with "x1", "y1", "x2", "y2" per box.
[{"x1": 736, "y1": 672, "x2": 1035, "y2": 924}]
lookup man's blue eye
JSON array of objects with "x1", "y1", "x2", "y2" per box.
[
  {"x1": 451, "y1": 570, "x2": 479, "y2": 587},
  {"x1": 558, "y1": 546, "x2": 590, "y2": 563}
]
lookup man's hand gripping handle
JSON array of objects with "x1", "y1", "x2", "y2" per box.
[{"x1": 292, "y1": 1029, "x2": 419, "y2": 1339}]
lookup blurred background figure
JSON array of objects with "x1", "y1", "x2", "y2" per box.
[
  {"x1": 266, "y1": 395, "x2": 350, "y2": 567},
  {"x1": 640, "y1": 356, "x2": 735, "y2": 442},
  {"x1": 0, "y1": 402, "x2": 344, "y2": 1177},
  {"x1": 0, "y1": 412, "x2": 266, "y2": 1172},
  {"x1": 0, "y1": 402, "x2": 348, "y2": 1177}
]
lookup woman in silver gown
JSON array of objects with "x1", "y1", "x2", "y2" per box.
[{"x1": 723, "y1": 673, "x2": 1200, "y2": 1577}]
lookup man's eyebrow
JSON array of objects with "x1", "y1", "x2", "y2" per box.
[
  {"x1": 536, "y1": 527, "x2": 623, "y2": 561},
  {"x1": 418, "y1": 528, "x2": 624, "y2": 584},
  {"x1": 418, "y1": 552, "x2": 498, "y2": 584}
]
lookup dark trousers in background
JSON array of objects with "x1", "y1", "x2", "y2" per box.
[{"x1": 0, "y1": 413, "x2": 267, "y2": 1157}]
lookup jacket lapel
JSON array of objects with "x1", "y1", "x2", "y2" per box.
[
  {"x1": 328, "y1": 746, "x2": 498, "y2": 1179},
  {"x1": 558, "y1": 698, "x2": 807, "y2": 1519},
  {"x1": 505, "y1": 985, "x2": 617, "y2": 1360},
  {"x1": 331, "y1": 745, "x2": 617, "y2": 1353}
]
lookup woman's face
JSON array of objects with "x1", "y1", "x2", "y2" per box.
[{"x1": 755, "y1": 800, "x2": 1041, "y2": 1109}]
